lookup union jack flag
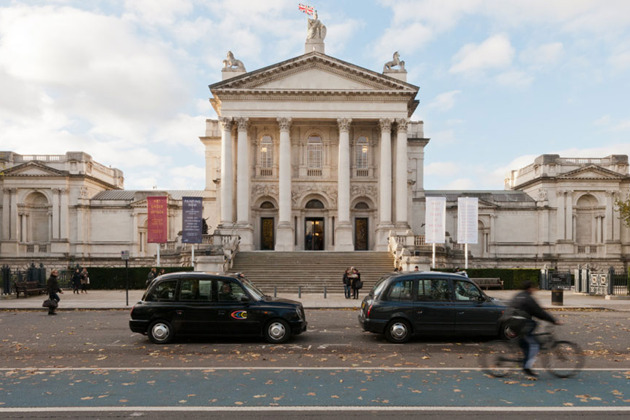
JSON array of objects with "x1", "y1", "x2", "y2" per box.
[{"x1": 298, "y1": 3, "x2": 314, "y2": 16}]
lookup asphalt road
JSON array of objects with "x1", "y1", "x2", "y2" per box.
[{"x1": 0, "y1": 309, "x2": 629, "y2": 418}]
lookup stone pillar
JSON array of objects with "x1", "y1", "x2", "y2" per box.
[
  {"x1": 2, "y1": 189, "x2": 11, "y2": 240},
  {"x1": 9, "y1": 188, "x2": 18, "y2": 241},
  {"x1": 556, "y1": 190, "x2": 565, "y2": 241},
  {"x1": 395, "y1": 118, "x2": 409, "y2": 227},
  {"x1": 375, "y1": 119, "x2": 393, "y2": 250},
  {"x1": 235, "y1": 117, "x2": 254, "y2": 250},
  {"x1": 335, "y1": 118, "x2": 354, "y2": 251},
  {"x1": 605, "y1": 191, "x2": 614, "y2": 242},
  {"x1": 219, "y1": 117, "x2": 234, "y2": 226},
  {"x1": 275, "y1": 117, "x2": 294, "y2": 251},
  {"x1": 565, "y1": 191, "x2": 573, "y2": 241},
  {"x1": 52, "y1": 188, "x2": 60, "y2": 239},
  {"x1": 60, "y1": 188, "x2": 69, "y2": 240}
]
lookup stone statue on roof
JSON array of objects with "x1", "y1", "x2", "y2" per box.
[
  {"x1": 222, "y1": 51, "x2": 246, "y2": 71},
  {"x1": 306, "y1": 10, "x2": 326, "y2": 41}
]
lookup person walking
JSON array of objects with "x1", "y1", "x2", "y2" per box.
[
  {"x1": 71, "y1": 268, "x2": 81, "y2": 294},
  {"x1": 349, "y1": 267, "x2": 361, "y2": 299},
  {"x1": 80, "y1": 267, "x2": 89, "y2": 293},
  {"x1": 46, "y1": 269, "x2": 63, "y2": 315},
  {"x1": 342, "y1": 268, "x2": 351, "y2": 299},
  {"x1": 146, "y1": 268, "x2": 157, "y2": 287},
  {"x1": 509, "y1": 281, "x2": 561, "y2": 377}
]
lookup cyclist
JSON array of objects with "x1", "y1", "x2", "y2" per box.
[{"x1": 508, "y1": 281, "x2": 561, "y2": 377}]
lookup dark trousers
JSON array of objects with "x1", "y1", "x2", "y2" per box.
[
  {"x1": 48, "y1": 292, "x2": 60, "y2": 314},
  {"x1": 344, "y1": 284, "x2": 351, "y2": 298},
  {"x1": 352, "y1": 287, "x2": 359, "y2": 299}
]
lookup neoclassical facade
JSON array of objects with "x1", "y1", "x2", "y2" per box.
[{"x1": 1, "y1": 21, "x2": 629, "y2": 271}]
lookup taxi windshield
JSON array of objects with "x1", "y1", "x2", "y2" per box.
[{"x1": 239, "y1": 276, "x2": 265, "y2": 300}]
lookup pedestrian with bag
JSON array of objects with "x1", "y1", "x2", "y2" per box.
[
  {"x1": 46, "y1": 269, "x2": 62, "y2": 315},
  {"x1": 80, "y1": 267, "x2": 89, "y2": 293},
  {"x1": 342, "y1": 268, "x2": 351, "y2": 299},
  {"x1": 350, "y1": 267, "x2": 362, "y2": 299},
  {"x1": 71, "y1": 268, "x2": 81, "y2": 294}
]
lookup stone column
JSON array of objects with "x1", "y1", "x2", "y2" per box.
[
  {"x1": 395, "y1": 118, "x2": 409, "y2": 227},
  {"x1": 565, "y1": 191, "x2": 573, "y2": 241},
  {"x1": 375, "y1": 119, "x2": 393, "y2": 250},
  {"x1": 235, "y1": 117, "x2": 254, "y2": 250},
  {"x1": 605, "y1": 191, "x2": 614, "y2": 242},
  {"x1": 219, "y1": 117, "x2": 234, "y2": 226},
  {"x1": 52, "y1": 188, "x2": 60, "y2": 239},
  {"x1": 2, "y1": 189, "x2": 11, "y2": 240},
  {"x1": 236, "y1": 117, "x2": 250, "y2": 224},
  {"x1": 60, "y1": 188, "x2": 69, "y2": 241},
  {"x1": 8, "y1": 188, "x2": 18, "y2": 240},
  {"x1": 556, "y1": 190, "x2": 565, "y2": 240},
  {"x1": 275, "y1": 117, "x2": 294, "y2": 251},
  {"x1": 335, "y1": 118, "x2": 354, "y2": 251}
]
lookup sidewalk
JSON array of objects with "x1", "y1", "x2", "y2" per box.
[{"x1": 1, "y1": 288, "x2": 629, "y2": 311}]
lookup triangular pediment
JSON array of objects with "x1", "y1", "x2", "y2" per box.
[
  {"x1": 210, "y1": 52, "x2": 418, "y2": 94},
  {"x1": 559, "y1": 165, "x2": 624, "y2": 180},
  {"x1": 3, "y1": 162, "x2": 66, "y2": 177}
]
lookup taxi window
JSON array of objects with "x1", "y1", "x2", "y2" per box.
[
  {"x1": 454, "y1": 280, "x2": 482, "y2": 301},
  {"x1": 217, "y1": 280, "x2": 246, "y2": 302},
  {"x1": 417, "y1": 279, "x2": 450, "y2": 302},
  {"x1": 386, "y1": 280, "x2": 414, "y2": 301},
  {"x1": 179, "y1": 278, "x2": 213, "y2": 301},
  {"x1": 146, "y1": 280, "x2": 177, "y2": 302}
]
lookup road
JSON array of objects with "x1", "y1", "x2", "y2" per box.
[{"x1": 0, "y1": 309, "x2": 629, "y2": 418}]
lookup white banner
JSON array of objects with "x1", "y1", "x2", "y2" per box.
[
  {"x1": 457, "y1": 197, "x2": 478, "y2": 244},
  {"x1": 425, "y1": 197, "x2": 446, "y2": 244}
]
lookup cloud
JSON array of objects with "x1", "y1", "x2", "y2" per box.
[
  {"x1": 495, "y1": 70, "x2": 533, "y2": 88},
  {"x1": 519, "y1": 42, "x2": 564, "y2": 70},
  {"x1": 425, "y1": 161, "x2": 460, "y2": 175},
  {"x1": 444, "y1": 178, "x2": 476, "y2": 190},
  {"x1": 426, "y1": 90, "x2": 462, "y2": 111},
  {"x1": 608, "y1": 47, "x2": 630, "y2": 71},
  {"x1": 450, "y1": 34, "x2": 514, "y2": 75},
  {"x1": 593, "y1": 115, "x2": 611, "y2": 127}
]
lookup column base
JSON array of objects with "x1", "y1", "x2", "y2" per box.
[
  {"x1": 375, "y1": 223, "x2": 395, "y2": 251},
  {"x1": 335, "y1": 222, "x2": 354, "y2": 251},
  {"x1": 275, "y1": 222, "x2": 294, "y2": 251},
  {"x1": 234, "y1": 223, "x2": 254, "y2": 251}
]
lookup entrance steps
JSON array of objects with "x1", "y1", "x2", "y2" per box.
[{"x1": 231, "y1": 251, "x2": 395, "y2": 294}]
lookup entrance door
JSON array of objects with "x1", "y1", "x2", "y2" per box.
[
  {"x1": 355, "y1": 218, "x2": 368, "y2": 250},
  {"x1": 260, "y1": 218, "x2": 274, "y2": 250},
  {"x1": 305, "y1": 218, "x2": 324, "y2": 250}
]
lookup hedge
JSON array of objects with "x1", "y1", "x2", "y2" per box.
[
  {"x1": 62, "y1": 266, "x2": 193, "y2": 290},
  {"x1": 433, "y1": 268, "x2": 541, "y2": 290}
]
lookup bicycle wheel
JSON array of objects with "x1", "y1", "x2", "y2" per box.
[
  {"x1": 545, "y1": 340, "x2": 584, "y2": 378},
  {"x1": 480, "y1": 340, "x2": 522, "y2": 378}
]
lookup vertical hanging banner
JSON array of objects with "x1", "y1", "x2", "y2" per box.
[
  {"x1": 147, "y1": 196, "x2": 168, "y2": 244},
  {"x1": 182, "y1": 197, "x2": 203, "y2": 244},
  {"x1": 425, "y1": 197, "x2": 446, "y2": 244},
  {"x1": 457, "y1": 197, "x2": 478, "y2": 244}
]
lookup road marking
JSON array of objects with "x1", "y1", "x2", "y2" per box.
[{"x1": 0, "y1": 367, "x2": 624, "y2": 371}]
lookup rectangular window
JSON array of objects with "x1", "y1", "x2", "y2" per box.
[
  {"x1": 417, "y1": 279, "x2": 451, "y2": 302},
  {"x1": 387, "y1": 280, "x2": 414, "y2": 301}
]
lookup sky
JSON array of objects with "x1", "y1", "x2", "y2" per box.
[{"x1": 1, "y1": 0, "x2": 629, "y2": 192}]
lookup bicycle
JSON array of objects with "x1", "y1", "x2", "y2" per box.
[{"x1": 479, "y1": 323, "x2": 585, "y2": 378}]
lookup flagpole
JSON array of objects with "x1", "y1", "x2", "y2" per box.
[
  {"x1": 192, "y1": 244, "x2": 195, "y2": 271},
  {"x1": 157, "y1": 244, "x2": 161, "y2": 267}
]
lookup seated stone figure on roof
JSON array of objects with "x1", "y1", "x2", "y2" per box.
[{"x1": 307, "y1": 10, "x2": 326, "y2": 41}]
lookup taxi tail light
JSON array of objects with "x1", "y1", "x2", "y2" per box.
[{"x1": 366, "y1": 303, "x2": 373, "y2": 318}]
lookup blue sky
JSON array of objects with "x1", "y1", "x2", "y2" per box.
[{"x1": 1, "y1": 0, "x2": 629, "y2": 191}]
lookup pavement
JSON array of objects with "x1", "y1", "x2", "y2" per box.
[{"x1": 1, "y1": 288, "x2": 629, "y2": 311}]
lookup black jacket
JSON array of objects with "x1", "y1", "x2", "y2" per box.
[
  {"x1": 47, "y1": 275, "x2": 61, "y2": 294},
  {"x1": 510, "y1": 290, "x2": 556, "y2": 323}
]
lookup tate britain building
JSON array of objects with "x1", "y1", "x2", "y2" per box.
[{"x1": 1, "y1": 22, "x2": 629, "y2": 272}]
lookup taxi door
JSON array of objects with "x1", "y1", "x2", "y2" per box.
[{"x1": 215, "y1": 280, "x2": 260, "y2": 335}]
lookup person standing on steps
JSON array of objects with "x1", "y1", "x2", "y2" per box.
[
  {"x1": 349, "y1": 267, "x2": 361, "y2": 299},
  {"x1": 342, "y1": 268, "x2": 351, "y2": 299}
]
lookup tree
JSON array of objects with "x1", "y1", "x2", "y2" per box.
[{"x1": 614, "y1": 194, "x2": 630, "y2": 228}]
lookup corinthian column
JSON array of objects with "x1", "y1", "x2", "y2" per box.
[
  {"x1": 335, "y1": 118, "x2": 354, "y2": 251},
  {"x1": 275, "y1": 117, "x2": 294, "y2": 251},
  {"x1": 236, "y1": 117, "x2": 250, "y2": 224},
  {"x1": 395, "y1": 118, "x2": 409, "y2": 227},
  {"x1": 219, "y1": 117, "x2": 234, "y2": 226},
  {"x1": 378, "y1": 118, "x2": 392, "y2": 224}
]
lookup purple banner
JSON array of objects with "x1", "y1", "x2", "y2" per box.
[{"x1": 182, "y1": 197, "x2": 203, "y2": 244}]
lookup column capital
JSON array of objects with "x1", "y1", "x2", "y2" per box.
[
  {"x1": 219, "y1": 117, "x2": 233, "y2": 131},
  {"x1": 337, "y1": 118, "x2": 352, "y2": 133},
  {"x1": 379, "y1": 118, "x2": 392, "y2": 132},
  {"x1": 277, "y1": 117, "x2": 292, "y2": 132},
  {"x1": 235, "y1": 117, "x2": 249, "y2": 131},
  {"x1": 396, "y1": 118, "x2": 409, "y2": 131}
]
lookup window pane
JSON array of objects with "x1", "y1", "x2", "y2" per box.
[
  {"x1": 387, "y1": 280, "x2": 413, "y2": 301},
  {"x1": 147, "y1": 280, "x2": 177, "y2": 302},
  {"x1": 454, "y1": 280, "x2": 482, "y2": 301},
  {"x1": 179, "y1": 279, "x2": 213, "y2": 301},
  {"x1": 260, "y1": 136, "x2": 273, "y2": 169},
  {"x1": 418, "y1": 279, "x2": 450, "y2": 302},
  {"x1": 307, "y1": 136, "x2": 322, "y2": 169},
  {"x1": 356, "y1": 137, "x2": 368, "y2": 169},
  {"x1": 218, "y1": 280, "x2": 246, "y2": 302}
]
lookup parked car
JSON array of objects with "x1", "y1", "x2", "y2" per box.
[
  {"x1": 358, "y1": 271, "x2": 509, "y2": 343},
  {"x1": 129, "y1": 272, "x2": 307, "y2": 344}
]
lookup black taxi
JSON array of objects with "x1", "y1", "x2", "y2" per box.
[
  {"x1": 358, "y1": 271, "x2": 509, "y2": 343},
  {"x1": 129, "y1": 272, "x2": 307, "y2": 344}
]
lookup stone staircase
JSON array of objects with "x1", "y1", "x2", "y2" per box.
[{"x1": 231, "y1": 251, "x2": 395, "y2": 294}]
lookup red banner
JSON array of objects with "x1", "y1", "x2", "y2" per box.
[{"x1": 147, "y1": 196, "x2": 168, "y2": 243}]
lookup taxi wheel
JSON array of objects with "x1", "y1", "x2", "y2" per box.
[
  {"x1": 148, "y1": 320, "x2": 174, "y2": 344},
  {"x1": 264, "y1": 319, "x2": 290, "y2": 344},
  {"x1": 500, "y1": 322, "x2": 518, "y2": 340},
  {"x1": 385, "y1": 319, "x2": 411, "y2": 343}
]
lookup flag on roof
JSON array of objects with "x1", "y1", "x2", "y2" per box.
[{"x1": 298, "y1": 3, "x2": 314, "y2": 16}]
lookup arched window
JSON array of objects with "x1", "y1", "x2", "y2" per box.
[
  {"x1": 259, "y1": 135, "x2": 273, "y2": 176},
  {"x1": 306, "y1": 199, "x2": 325, "y2": 209},
  {"x1": 355, "y1": 136, "x2": 368, "y2": 176},
  {"x1": 260, "y1": 201, "x2": 275, "y2": 209},
  {"x1": 307, "y1": 135, "x2": 323, "y2": 176},
  {"x1": 354, "y1": 202, "x2": 369, "y2": 210}
]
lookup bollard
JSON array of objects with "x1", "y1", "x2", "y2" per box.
[
  {"x1": 298, "y1": 286, "x2": 301, "y2": 298},
  {"x1": 551, "y1": 288, "x2": 563, "y2": 306},
  {"x1": 274, "y1": 286, "x2": 277, "y2": 297},
  {"x1": 324, "y1": 286, "x2": 327, "y2": 299}
]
